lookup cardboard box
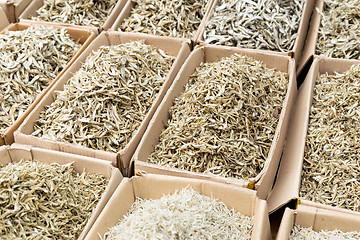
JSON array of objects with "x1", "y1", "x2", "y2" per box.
[
  {"x1": 110, "y1": 0, "x2": 215, "y2": 44},
  {"x1": 0, "y1": 0, "x2": 32, "y2": 22},
  {"x1": 14, "y1": 31, "x2": 191, "y2": 168},
  {"x1": 18, "y1": 0, "x2": 127, "y2": 33},
  {"x1": 129, "y1": 45, "x2": 297, "y2": 200},
  {"x1": 85, "y1": 173, "x2": 272, "y2": 240},
  {"x1": 0, "y1": 22, "x2": 96, "y2": 146},
  {"x1": 267, "y1": 57, "x2": 360, "y2": 214},
  {"x1": 0, "y1": 4, "x2": 9, "y2": 31},
  {"x1": 277, "y1": 205, "x2": 360, "y2": 239},
  {"x1": 196, "y1": 0, "x2": 316, "y2": 75},
  {"x1": 0, "y1": 143, "x2": 123, "y2": 239}
]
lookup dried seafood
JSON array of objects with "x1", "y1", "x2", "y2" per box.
[
  {"x1": 147, "y1": 54, "x2": 288, "y2": 180},
  {"x1": 290, "y1": 224, "x2": 360, "y2": 239}
]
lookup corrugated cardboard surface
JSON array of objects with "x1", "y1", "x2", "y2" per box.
[
  {"x1": 196, "y1": 0, "x2": 316, "y2": 73},
  {"x1": 131, "y1": 45, "x2": 297, "y2": 200},
  {"x1": 15, "y1": 31, "x2": 191, "y2": 167},
  {"x1": 0, "y1": 5, "x2": 9, "y2": 31},
  {"x1": 18, "y1": 0, "x2": 127, "y2": 33},
  {"x1": 0, "y1": 144, "x2": 123, "y2": 240},
  {"x1": 277, "y1": 205, "x2": 360, "y2": 239},
  {"x1": 268, "y1": 57, "x2": 360, "y2": 213},
  {"x1": 0, "y1": 22, "x2": 96, "y2": 146},
  {"x1": 110, "y1": 0, "x2": 215, "y2": 44},
  {"x1": 85, "y1": 174, "x2": 272, "y2": 240}
]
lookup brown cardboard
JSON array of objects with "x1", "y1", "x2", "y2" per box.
[
  {"x1": 277, "y1": 205, "x2": 360, "y2": 239},
  {"x1": 196, "y1": 0, "x2": 316, "y2": 74},
  {"x1": 0, "y1": 5, "x2": 9, "y2": 31},
  {"x1": 18, "y1": 0, "x2": 127, "y2": 33},
  {"x1": 0, "y1": 0, "x2": 32, "y2": 22},
  {"x1": 110, "y1": 0, "x2": 215, "y2": 44},
  {"x1": 85, "y1": 174, "x2": 272, "y2": 240},
  {"x1": 14, "y1": 31, "x2": 191, "y2": 167},
  {"x1": 267, "y1": 57, "x2": 360, "y2": 214},
  {"x1": 0, "y1": 22, "x2": 96, "y2": 146},
  {"x1": 130, "y1": 45, "x2": 297, "y2": 200},
  {"x1": 0, "y1": 143, "x2": 123, "y2": 239}
]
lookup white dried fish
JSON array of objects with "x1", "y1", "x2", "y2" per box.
[{"x1": 290, "y1": 224, "x2": 360, "y2": 239}]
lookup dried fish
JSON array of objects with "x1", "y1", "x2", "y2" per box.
[
  {"x1": 147, "y1": 54, "x2": 288, "y2": 180},
  {"x1": 316, "y1": 0, "x2": 360, "y2": 59},
  {"x1": 204, "y1": 0, "x2": 305, "y2": 52},
  {"x1": 290, "y1": 224, "x2": 360, "y2": 239},
  {"x1": 0, "y1": 26, "x2": 80, "y2": 134},
  {"x1": 102, "y1": 188, "x2": 254, "y2": 240},
  {"x1": 0, "y1": 160, "x2": 108, "y2": 239},
  {"x1": 300, "y1": 64, "x2": 360, "y2": 211},
  {"x1": 33, "y1": 41, "x2": 175, "y2": 153},
  {"x1": 31, "y1": 0, "x2": 117, "y2": 28},
  {"x1": 119, "y1": 0, "x2": 208, "y2": 38}
]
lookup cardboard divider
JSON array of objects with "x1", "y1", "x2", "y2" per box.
[
  {"x1": 110, "y1": 0, "x2": 215, "y2": 45},
  {"x1": 18, "y1": 0, "x2": 127, "y2": 33},
  {"x1": 0, "y1": 5, "x2": 9, "y2": 31},
  {"x1": 196, "y1": 0, "x2": 316, "y2": 75},
  {"x1": 0, "y1": 0, "x2": 32, "y2": 22},
  {"x1": 14, "y1": 30, "x2": 192, "y2": 167},
  {"x1": 130, "y1": 44, "x2": 297, "y2": 200},
  {"x1": 0, "y1": 22, "x2": 96, "y2": 146},
  {"x1": 267, "y1": 56, "x2": 360, "y2": 213},
  {"x1": 0, "y1": 144, "x2": 123, "y2": 240},
  {"x1": 85, "y1": 174, "x2": 272, "y2": 240},
  {"x1": 277, "y1": 205, "x2": 360, "y2": 239}
]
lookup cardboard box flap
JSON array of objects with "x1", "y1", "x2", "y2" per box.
[
  {"x1": 0, "y1": 6, "x2": 9, "y2": 31},
  {"x1": 276, "y1": 208, "x2": 296, "y2": 240}
]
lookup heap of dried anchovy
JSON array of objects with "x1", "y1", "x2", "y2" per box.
[
  {"x1": 0, "y1": 26, "x2": 80, "y2": 134},
  {"x1": 0, "y1": 160, "x2": 108, "y2": 239},
  {"x1": 103, "y1": 188, "x2": 253, "y2": 240},
  {"x1": 119, "y1": 0, "x2": 208, "y2": 38},
  {"x1": 148, "y1": 54, "x2": 288, "y2": 180},
  {"x1": 290, "y1": 225, "x2": 360, "y2": 239},
  {"x1": 204, "y1": 0, "x2": 305, "y2": 52},
  {"x1": 300, "y1": 64, "x2": 360, "y2": 211},
  {"x1": 33, "y1": 41, "x2": 175, "y2": 153},
  {"x1": 316, "y1": 0, "x2": 360, "y2": 59},
  {"x1": 31, "y1": 0, "x2": 117, "y2": 27}
]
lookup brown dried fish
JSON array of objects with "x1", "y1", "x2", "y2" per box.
[
  {"x1": 33, "y1": 41, "x2": 175, "y2": 153},
  {"x1": 0, "y1": 26, "x2": 80, "y2": 134},
  {"x1": 147, "y1": 54, "x2": 288, "y2": 180},
  {"x1": 0, "y1": 160, "x2": 108, "y2": 239}
]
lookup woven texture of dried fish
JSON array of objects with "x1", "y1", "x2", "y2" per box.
[
  {"x1": 119, "y1": 0, "x2": 208, "y2": 38},
  {"x1": 316, "y1": 0, "x2": 360, "y2": 59},
  {"x1": 33, "y1": 41, "x2": 175, "y2": 153},
  {"x1": 31, "y1": 0, "x2": 117, "y2": 27},
  {"x1": 203, "y1": 0, "x2": 305, "y2": 52},
  {"x1": 300, "y1": 65, "x2": 360, "y2": 211},
  {"x1": 0, "y1": 26, "x2": 80, "y2": 134},
  {"x1": 148, "y1": 54, "x2": 288, "y2": 180},
  {"x1": 0, "y1": 160, "x2": 108, "y2": 239},
  {"x1": 103, "y1": 188, "x2": 253, "y2": 240},
  {"x1": 290, "y1": 224, "x2": 360, "y2": 239}
]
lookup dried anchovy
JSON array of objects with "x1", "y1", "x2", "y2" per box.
[
  {"x1": 0, "y1": 26, "x2": 80, "y2": 134},
  {"x1": 103, "y1": 188, "x2": 254, "y2": 240},
  {"x1": 33, "y1": 41, "x2": 175, "y2": 153},
  {"x1": 0, "y1": 160, "x2": 108, "y2": 239},
  {"x1": 300, "y1": 64, "x2": 360, "y2": 211},
  {"x1": 290, "y1": 224, "x2": 360, "y2": 239},
  {"x1": 119, "y1": 0, "x2": 208, "y2": 38},
  {"x1": 147, "y1": 54, "x2": 288, "y2": 180},
  {"x1": 204, "y1": 0, "x2": 305, "y2": 52},
  {"x1": 316, "y1": 0, "x2": 360, "y2": 59},
  {"x1": 31, "y1": 0, "x2": 117, "y2": 28}
]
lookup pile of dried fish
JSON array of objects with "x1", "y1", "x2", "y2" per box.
[
  {"x1": 147, "y1": 54, "x2": 288, "y2": 180},
  {"x1": 31, "y1": 0, "x2": 117, "y2": 27},
  {"x1": 0, "y1": 26, "x2": 80, "y2": 134},
  {"x1": 33, "y1": 41, "x2": 175, "y2": 153},
  {"x1": 300, "y1": 64, "x2": 360, "y2": 211},
  {"x1": 316, "y1": 0, "x2": 360, "y2": 59},
  {"x1": 103, "y1": 188, "x2": 254, "y2": 239},
  {"x1": 290, "y1": 225, "x2": 360, "y2": 239},
  {"x1": 0, "y1": 160, "x2": 108, "y2": 239},
  {"x1": 203, "y1": 0, "x2": 305, "y2": 52},
  {"x1": 119, "y1": 0, "x2": 208, "y2": 38}
]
